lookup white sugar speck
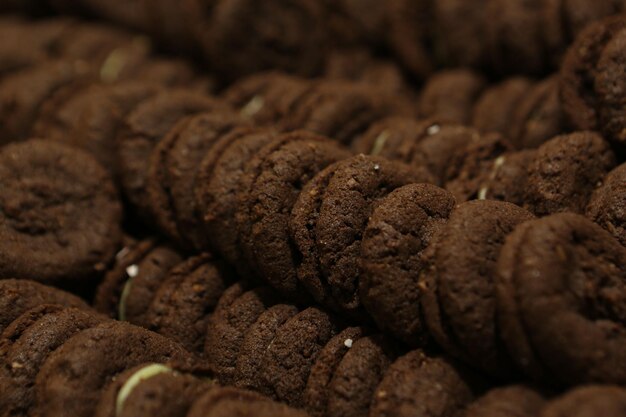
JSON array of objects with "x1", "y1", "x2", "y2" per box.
[
  {"x1": 126, "y1": 264, "x2": 139, "y2": 278},
  {"x1": 427, "y1": 124, "x2": 440, "y2": 135},
  {"x1": 344, "y1": 339, "x2": 353, "y2": 348}
]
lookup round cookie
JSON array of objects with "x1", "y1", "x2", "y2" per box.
[
  {"x1": 303, "y1": 326, "x2": 367, "y2": 417},
  {"x1": 204, "y1": 286, "x2": 280, "y2": 385},
  {"x1": 351, "y1": 116, "x2": 427, "y2": 160},
  {"x1": 472, "y1": 77, "x2": 533, "y2": 136},
  {"x1": 540, "y1": 386, "x2": 626, "y2": 417},
  {"x1": 0, "y1": 279, "x2": 90, "y2": 334},
  {"x1": 523, "y1": 131, "x2": 615, "y2": 216},
  {"x1": 145, "y1": 254, "x2": 236, "y2": 355},
  {"x1": 236, "y1": 130, "x2": 350, "y2": 298},
  {"x1": 291, "y1": 154, "x2": 435, "y2": 316},
  {"x1": 259, "y1": 307, "x2": 341, "y2": 407},
  {"x1": 194, "y1": 127, "x2": 278, "y2": 267},
  {"x1": 420, "y1": 200, "x2": 534, "y2": 379},
  {"x1": 94, "y1": 363, "x2": 212, "y2": 417},
  {"x1": 222, "y1": 72, "x2": 312, "y2": 126},
  {"x1": 495, "y1": 213, "x2": 626, "y2": 385},
  {"x1": 326, "y1": 334, "x2": 396, "y2": 417},
  {"x1": 147, "y1": 110, "x2": 246, "y2": 249},
  {"x1": 369, "y1": 350, "x2": 479, "y2": 417},
  {"x1": 508, "y1": 76, "x2": 566, "y2": 149},
  {"x1": 0, "y1": 59, "x2": 92, "y2": 144},
  {"x1": 203, "y1": 0, "x2": 328, "y2": 80},
  {"x1": 0, "y1": 139, "x2": 122, "y2": 285},
  {"x1": 360, "y1": 183, "x2": 456, "y2": 346},
  {"x1": 116, "y1": 89, "x2": 222, "y2": 217},
  {"x1": 233, "y1": 303, "x2": 300, "y2": 392},
  {"x1": 418, "y1": 69, "x2": 487, "y2": 125},
  {"x1": 464, "y1": 385, "x2": 547, "y2": 417},
  {"x1": 586, "y1": 162, "x2": 626, "y2": 246},
  {"x1": 33, "y1": 321, "x2": 192, "y2": 417},
  {"x1": 475, "y1": 150, "x2": 537, "y2": 206},
  {"x1": 94, "y1": 240, "x2": 183, "y2": 324},
  {"x1": 0, "y1": 305, "x2": 106, "y2": 417}
]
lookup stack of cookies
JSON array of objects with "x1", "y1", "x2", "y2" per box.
[{"x1": 1, "y1": 4, "x2": 626, "y2": 417}]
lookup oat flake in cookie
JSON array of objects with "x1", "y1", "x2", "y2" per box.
[{"x1": 0, "y1": 140, "x2": 122, "y2": 285}]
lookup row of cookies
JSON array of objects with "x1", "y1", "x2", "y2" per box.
[
  {"x1": 4, "y1": 0, "x2": 626, "y2": 81},
  {"x1": 0, "y1": 279, "x2": 310, "y2": 417}
]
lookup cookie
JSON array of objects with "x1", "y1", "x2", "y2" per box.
[
  {"x1": 0, "y1": 279, "x2": 90, "y2": 334},
  {"x1": 147, "y1": 110, "x2": 246, "y2": 249},
  {"x1": 495, "y1": 213, "x2": 626, "y2": 385},
  {"x1": 94, "y1": 363, "x2": 212, "y2": 417},
  {"x1": 222, "y1": 72, "x2": 312, "y2": 126},
  {"x1": 203, "y1": 0, "x2": 328, "y2": 80},
  {"x1": 464, "y1": 385, "x2": 547, "y2": 417},
  {"x1": 194, "y1": 127, "x2": 278, "y2": 266},
  {"x1": 369, "y1": 350, "x2": 479, "y2": 417},
  {"x1": 259, "y1": 307, "x2": 341, "y2": 407},
  {"x1": 204, "y1": 285, "x2": 280, "y2": 385},
  {"x1": 475, "y1": 150, "x2": 537, "y2": 206},
  {"x1": 116, "y1": 89, "x2": 222, "y2": 217},
  {"x1": 0, "y1": 139, "x2": 122, "y2": 285},
  {"x1": 303, "y1": 326, "x2": 367, "y2": 417},
  {"x1": 523, "y1": 131, "x2": 615, "y2": 216},
  {"x1": 233, "y1": 303, "x2": 300, "y2": 392},
  {"x1": 418, "y1": 69, "x2": 487, "y2": 125},
  {"x1": 351, "y1": 116, "x2": 426, "y2": 160},
  {"x1": 34, "y1": 321, "x2": 192, "y2": 417},
  {"x1": 508, "y1": 76, "x2": 566, "y2": 149},
  {"x1": 236, "y1": 131, "x2": 350, "y2": 298},
  {"x1": 472, "y1": 77, "x2": 533, "y2": 136},
  {"x1": 0, "y1": 59, "x2": 92, "y2": 144},
  {"x1": 145, "y1": 254, "x2": 236, "y2": 355},
  {"x1": 291, "y1": 154, "x2": 434, "y2": 315},
  {"x1": 560, "y1": 15, "x2": 626, "y2": 146},
  {"x1": 94, "y1": 240, "x2": 183, "y2": 324},
  {"x1": 325, "y1": 334, "x2": 396, "y2": 417},
  {"x1": 0, "y1": 305, "x2": 105, "y2": 417},
  {"x1": 540, "y1": 386, "x2": 626, "y2": 417},
  {"x1": 360, "y1": 183, "x2": 456, "y2": 346},
  {"x1": 420, "y1": 200, "x2": 534, "y2": 378},
  {"x1": 586, "y1": 162, "x2": 626, "y2": 246}
]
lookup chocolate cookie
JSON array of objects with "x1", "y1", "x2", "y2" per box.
[
  {"x1": 418, "y1": 69, "x2": 487, "y2": 125},
  {"x1": 472, "y1": 77, "x2": 533, "y2": 136},
  {"x1": 523, "y1": 131, "x2": 615, "y2": 216},
  {"x1": 95, "y1": 363, "x2": 212, "y2": 417},
  {"x1": 360, "y1": 183, "x2": 456, "y2": 346},
  {"x1": 259, "y1": 307, "x2": 341, "y2": 407},
  {"x1": 34, "y1": 321, "x2": 192, "y2": 417},
  {"x1": 586, "y1": 162, "x2": 626, "y2": 246},
  {"x1": 560, "y1": 15, "x2": 626, "y2": 146},
  {"x1": 145, "y1": 254, "x2": 236, "y2": 355},
  {"x1": 233, "y1": 303, "x2": 300, "y2": 392},
  {"x1": 303, "y1": 326, "x2": 367, "y2": 417},
  {"x1": 420, "y1": 200, "x2": 534, "y2": 378},
  {"x1": 204, "y1": 286, "x2": 280, "y2": 385},
  {"x1": 116, "y1": 89, "x2": 222, "y2": 217},
  {"x1": 222, "y1": 72, "x2": 312, "y2": 126},
  {"x1": 351, "y1": 116, "x2": 426, "y2": 160},
  {"x1": 0, "y1": 305, "x2": 106, "y2": 417},
  {"x1": 475, "y1": 150, "x2": 537, "y2": 206},
  {"x1": 291, "y1": 154, "x2": 434, "y2": 316},
  {"x1": 495, "y1": 213, "x2": 626, "y2": 385},
  {"x1": 464, "y1": 385, "x2": 547, "y2": 417},
  {"x1": 508, "y1": 76, "x2": 566, "y2": 149},
  {"x1": 325, "y1": 334, "x2": 396, "y2": 417},
  {"x1": 540, "y1": 386, "x2": 626, "y2": 417},
  {"x1": 147, "y1": 110, "x2": 246, "y2": 249},
  {"x1": 94, "y1": 240, "x2": 183, "y2": 324},
  {"x1": 0, "y1": 279, "x2": 90, "y2": 334},
  {"x1": 236, "y1": 131, "x2": 350, "y2": 298},
  {"x1": 0, "y1": 59, "x2": 92, "y2": 144},
  {"x1": 194, "y1": 127, "x2": 278, "y2": 266},
  {"x1": 369, "y1": 350, "x2": 479, "y2": 417},
  {"x1": 0, "y1": 139, "x2": 122, "y2": 285}
]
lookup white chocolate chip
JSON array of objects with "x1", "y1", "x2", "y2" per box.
[
  {"x1": 126, "y1": 265, "x2": 139, "y2": 278},
  {"x1": 370, "y1": 131, "x2": 389, "y2": 156},
  {"x1": 240, "y1": 95, "x2": 264, "y2": 118},
  {"x1": 478, "y1": 187, "x2": 488, "y2": 200},
  {"x1": 344, "y1": 339, "x2": 353, "y2": 348},
  {"x1": 427, "y1": 124, "x2": 440, "y2": 135},
  {"x1": 373, "y1": 164, "x2": 380, "y2": 171}
]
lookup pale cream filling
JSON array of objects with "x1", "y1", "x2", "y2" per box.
[{"x1": 115, "y1": 364, "x2": 172, "y2": 416}]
